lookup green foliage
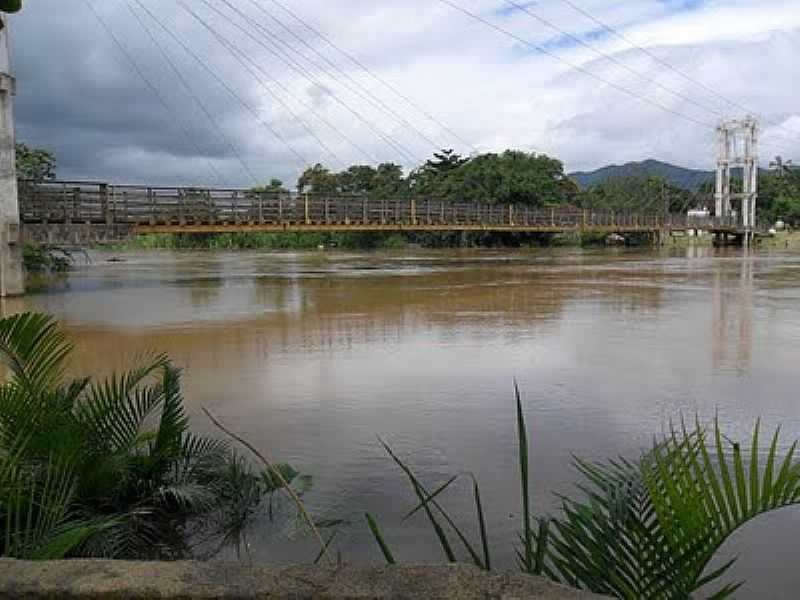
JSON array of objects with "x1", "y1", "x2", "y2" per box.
[
  {"x1": 446, "y1": 151, "x2": 577, "y2": 206},
  {"x1": 295, "y1": 149, "x2": 574, "y2": 208},
  {"x1": 15, "y1": 143, "x2": 56, "y2": 181},
  {"x1": 298, "y1": 162, "x2": 408, "y2": 198},
  {"x1": 251, "y1": 179, "x2": 288, "y2": 194},
  {"x1": 536, "y1": 418, "x2": 800, "y2": 598},
  {"x1": 0, "y1": 312, "x2": 301, "y2": 560},
  {"x1": 379, "y1": 389, "x2": 800, "y2": 598},
  {"x1": 121, "y1": 231, "x2": 410, "y2": 251},
  {"x1": 0, "y1": 0, "x2": 22, "y2": 15},
  {"x1": 22, "y1": 244, "x2": 71, "y2": 273},
  {"x1": 759, "y1": 167, "x2": 800, "y2": 227}
]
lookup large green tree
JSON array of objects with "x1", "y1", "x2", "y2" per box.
[
  {"x1": 408, "y1": 149, "x2": 468, "y2": 197},
  {"x1": 759, "y1": 167, "x2": 800, "y2": 226},
  {"x1": 448, "y1": 151, "x2": 576, "y2": 206},
  {"x1": 16, "y1": 143, "x2": 57, "y2": 181},
  {"x1": 0, "y1": 1, "x2": 22, "y2": 13},
  {"x1": 298, "y1": 149, "x2": 575, "y2": 207},
  {"x1": 297, "y1": 164, "x2": 339, "y2": 195}
]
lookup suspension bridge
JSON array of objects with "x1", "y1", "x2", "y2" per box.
[
  {"x1": 0, "y1": 0, "x2": 795, "y2": 296},
  {"x1": 17, "y1": 179, "x2": 736, "y2": 245}
]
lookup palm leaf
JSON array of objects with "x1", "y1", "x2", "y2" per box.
[
  {"x1": 543, "y1": 418, "x2": 800, "y2": 598},
  {"x1": 0, "y1": 313, "x2": 71, "y2": 394}
]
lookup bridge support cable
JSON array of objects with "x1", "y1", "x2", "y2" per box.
[
  {"x1": 435, "y1": 0, "x2": 716, "y2": 131},
  {"x1": 83, "y1": 0, "x2": 228, "y2": 187},
  {"x1": 206, "y1": 0, "x2": 420, "y2": 164},
  {"x1": 186, "y1": 1, "x2": 378, "y2": 166},
  {"x1": 234, "y1": 0, "x2": 446, "y2": 154},
  {"x1": 126, "y1": 0, "x2": 260, "y2": 186},
  {"x1": 250, "y1": 0, "x2": 478, "y2": 154},
  {"x1": 502, "y1": 0, "x2": 724, "y2": 120},
  {"x1": 134, "y1": 0, "x2": 310, "y2": 170},
  {"x1": 551, "y1": 0, "x2": 800, "y2": 148},
  {"x1": 180, "y1": 3, "x2": 348, "y2": 170}
]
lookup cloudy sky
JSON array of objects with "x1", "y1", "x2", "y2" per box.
[{"x1": 9, "y1": 0, "x2": 800, "y2": 187}]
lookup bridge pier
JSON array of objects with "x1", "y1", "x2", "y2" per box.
[{"x1": 0, "y1": 15, "x2": 22, "y2": 297}]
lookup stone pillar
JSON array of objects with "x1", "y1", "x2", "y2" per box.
[{"x1": 0, "y1": 14, "x2": 23, "y2": 296}]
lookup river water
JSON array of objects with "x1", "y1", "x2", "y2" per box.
[{"x1": 6, "y1": 246, "x2": 800, "y2": 597}]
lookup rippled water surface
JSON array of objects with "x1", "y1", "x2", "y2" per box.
[{"x1": 8, "y1": 246, "x2": 800, "y2": 598}]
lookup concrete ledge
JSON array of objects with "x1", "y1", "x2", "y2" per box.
[{"x1": 0, "y1": 560, "x2": 607, "y2": 599}]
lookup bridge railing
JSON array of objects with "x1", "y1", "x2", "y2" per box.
[{"x1": 17, "y1": 180, "x2": 742, "y2": 231}]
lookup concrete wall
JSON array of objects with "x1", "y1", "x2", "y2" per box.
[
  {"x1": 21, "y1": 224, "x2": 135, "y2": 246},
  {"x1": 0, "y1": 560, "x2": 608, "y2": 599}
]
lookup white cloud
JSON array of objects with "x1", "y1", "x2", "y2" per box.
[{"x1": 11, "y1": 0, "x2": 800, "y2": 185}]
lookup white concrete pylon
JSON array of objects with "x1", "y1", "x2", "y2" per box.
[
  {"x1": 0, "y1": 12, "x2": 23, "y2": 296},
  {"x1": 715, "y1": 117, "x2": 759, "y2": 235}
]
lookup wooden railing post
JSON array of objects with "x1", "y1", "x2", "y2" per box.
[
  {"x1": 324, "y1": 197, "x2": 330, "y2": 224},
  {"x1": 64, "y1": 187, "x2": 72, "y2": 225},
  {"x1": 178, "y1": 190, "x2": 186, "y2": 226},
  {"x1": 99, "y1": 183, "x2": 110, "y2": 225},
  {"x1": 109, "y1": 185, "x2": 117, "y2": 226},
  {"x1": 509, "y1": 204, "x2": 514, "y2": 226},
  {"x1": 230, "y1": 190, "x2": 238, "y2": 225},
  {"x1": 363, "y1": 197, "x2": 368, "y2": 225},
  {"x1": 411, "y1": 197, "x2": 416, "y2": 226},
  {"x1": 304, "y1": 193, "x2": 310, "y2": 225},
  {"x1": 147, "y1": 188, "x2": 155, "y2": 225}
]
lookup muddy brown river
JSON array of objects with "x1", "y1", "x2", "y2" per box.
[{"x1": 5, "y1": 246, "x2": 800, "y2": 598}]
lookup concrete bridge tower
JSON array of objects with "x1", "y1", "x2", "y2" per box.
[
  {"x1": 0, "y1": 12, "x2": 23, "y2": 296},
  {"x1": 715, "y1": 117, "x2": 759, "y2": 240}
]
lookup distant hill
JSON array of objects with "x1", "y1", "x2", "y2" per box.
[{"x1": 569, "y1": 159, "x2": 714, "y2": 191}]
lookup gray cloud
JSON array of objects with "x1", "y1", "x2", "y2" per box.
[{"x1": 8, "y1": 0, "x2": 800, "y2": 187}]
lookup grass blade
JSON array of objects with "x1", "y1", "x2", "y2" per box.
[
  {"x1": 516, "y1": 382, "x2": 533, "y2": 573},
  {"x1": 378, "y1": 437, "x2": 456, "y2": 562},
  {"x1": 313, "y1": 530, "x2": 338, "y2": 566},
  {"x1": 365, "y1": 513, "x2": 395, "y2": 564},
  {"x1": 403, "y1": 475, "x2": 458, "y2": 521},
  {"x1": 533, "y1": 517, "x2": 550, "y2": 576},
  {"x1": 471, "y1": 474, "x2": 491, "y2": 571}
]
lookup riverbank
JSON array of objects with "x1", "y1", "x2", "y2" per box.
[
  {"x1": 101, "y1": 230, "x2": 656, "y2": 251},
  {"x1": 759, "y1": 230, "x2": 800, "y2": 248}
]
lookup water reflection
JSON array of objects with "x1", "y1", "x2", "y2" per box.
[{"x1": 711, "y1": 255, "x2": 754, "y2": 372}]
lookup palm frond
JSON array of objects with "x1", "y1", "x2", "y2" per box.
[
  {"x1": 539, "y1": 418, "x2": 800, "y2": 598},
  {"x1": 74, "y1": 354, "x2": 170, "y2": 454},
  {"x1": 0, "y1": 313, "x2": 71, "y2": 394}
]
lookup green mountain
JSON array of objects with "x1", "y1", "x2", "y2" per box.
[{"x1": 569, "y1": 159, "x2": 714, "y2": 191}]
